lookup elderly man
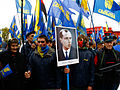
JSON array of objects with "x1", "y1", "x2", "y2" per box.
[
  {"x1": 94, "y1": 35, "x2": 120, "y2": 90},
  {"x1": 58, "y1": 29, "x2": 78, "y2": 61}
]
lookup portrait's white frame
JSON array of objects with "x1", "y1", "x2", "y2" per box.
[{"x1": 55, "y1": 26, "x2": 79, "y2": 67}]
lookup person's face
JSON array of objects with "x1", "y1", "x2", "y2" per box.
[
  {"x1": 104, "y1": 41, "x2": 113, "y2": 50},
  {"x1": 47, "y1": 42, "x2": 53, "y2": 47},
  {"x1": 37, "y1": 38, "x2": 47, "y2": 47},
  {"x1": 10, "y1": 43, "x2": 18, "y2": 53},
  {"x1": 27, "y1": 34, "x2": 35, "y2": 42},
  {"x1": 60, "y1": 31, "x2": 72, "y2": 50}
]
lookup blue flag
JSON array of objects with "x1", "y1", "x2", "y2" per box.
[
  {"x1": 48, "y1": 0, "x2": 75, "y2": 27},
  {"x1": 9, "y1": 16, "x2": 18, "y2": 38},
  {"x1": 0, "y1": 64, "x2": 13, "y2": 78},
  {"x1": 93, "y1": 0, "x2": 120, "y2": 22},
  {"x1": 63, "y1": 0, "x2": 80, "y2": 12},
  {"x1": 0, "y1": 31, "x2": 2, "y2": 45},
  {"x1": 16, "y1": 0, "x2": 32, "y2": 15},
  {"x1": 29, "y1": 14, "x2": 35, "y2": 32},
  {"x1": 76, "y1": 12, "x2": 87, "y2": 36}
]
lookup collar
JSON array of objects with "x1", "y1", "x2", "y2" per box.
[{"x1": 63, "y1": 48, "x2": 70, "y2": 57}]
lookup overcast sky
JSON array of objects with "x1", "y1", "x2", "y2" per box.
[{"x1": 0, "y1": 0, "x2": 120, "y2": 31}]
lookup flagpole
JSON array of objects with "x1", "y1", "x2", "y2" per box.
[
  {"x1": 21, "y1": 0, "x2": 25, "y2": 52},
  {"x1": 87, "y1": 0, "x2": 97, "y2": 49}
]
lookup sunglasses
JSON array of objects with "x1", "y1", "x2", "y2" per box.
[
  {"x1": 31, "y1": 35, "x2": 34, "y2": 37},
  {"x1": 37, "y1": 41, "x2": 45, "y2": 43}
]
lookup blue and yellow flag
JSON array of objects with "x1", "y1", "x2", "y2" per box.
[
  {"x1": 9, "y1": 16, "x2": 18, "y2": 38},
  {"x1": 29, "y1": 14, "x2": 35, "y2": 32},
  {"x1": 76, "y1": 12, "x2": 87, "y2": 36},
  {"x1": 93, "y1": 0, "x2": 120, "y2": 22},
  {"x1": 0, "y1": 31, "x2": 2, "y2": 45},
  {"x1": 48, "y1": 0, "x2": 75, "y2": 27},
  {"x1": 16, "y1": 0, "x2": 32, "y2": 15},
  {"x1": 0, "y1": 64, "x2": 13, "y2": 78},
  {"x1": 34, "y1": 0, "x2": 42, "y2": 33}
]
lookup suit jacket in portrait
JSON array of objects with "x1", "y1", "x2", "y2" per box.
[{"x1": 58, "y1": 46, "x2": 78, "y2": 61}]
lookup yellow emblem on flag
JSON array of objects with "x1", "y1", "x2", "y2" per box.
[{"x1": 105, "y1": 0, "x2": 113, "y2": 9}]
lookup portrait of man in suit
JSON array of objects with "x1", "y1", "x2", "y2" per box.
[{"x1": 56, "y1": 26, "x2": 79, "y2": 66}]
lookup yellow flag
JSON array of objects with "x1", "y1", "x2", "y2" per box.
[
  {"x1": 81, "y1": 0, "x2": 89, "y2": 11},
  {"x1": 34, "y1": 0, "x2": 40, "y2": 33}
]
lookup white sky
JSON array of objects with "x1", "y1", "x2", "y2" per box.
[{"x1": 0, "y1": 0, "x2": 120, "y2": 31}]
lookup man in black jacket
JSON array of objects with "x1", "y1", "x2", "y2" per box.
[
  {"x1": 94, "y1": 35, "x2": 120, "y2": 90},
  {"x1": 70, "y1": 35, "x2": 94, "y2": 90}
]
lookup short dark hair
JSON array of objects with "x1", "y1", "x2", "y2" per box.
[
  {"x1": 59, "y1": 29, "x2": 69, "y2": 38},
  {"x1": 37, "y1": 35, "x2": 49, "y2": 43}
]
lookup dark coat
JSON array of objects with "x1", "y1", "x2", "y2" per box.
[
  {"x1": 29, "y1": 47, "x2": 61, "y2": 89},
  {"x1": 0, "y1": 51, "x2": 26, "y2": 90},
  {"x1": 94, "y1": 48, "x2": 120, "y2": 90},
  {"x1": 58, "y1": 46, "x2": 78, "y2": 61},
  {"x1": 70, "y1": 48, "x2": 95, "y2": 88}
]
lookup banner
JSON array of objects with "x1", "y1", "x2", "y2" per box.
[
  {"x1": 93, "y1": 0, "x2": 120, "y2": 22},
  {"x1": 16, "y1": 0, "x2": 32, "y2": 15}
]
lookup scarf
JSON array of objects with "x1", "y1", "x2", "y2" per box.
[{"x1": 37, "y1": 45, "x2": 49, "y2": 58}]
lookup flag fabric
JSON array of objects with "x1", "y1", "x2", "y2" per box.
[
  {"x1": 76, "y1": 0, "x2": 90, "y2": 18},
  {"x1": 23, "y1": 14, "x2": 28, "y2": 40},
  {"x1": 48, "y1": 0, "x2": 75, "y2": 27},
  {"x1": 63, "y1": 0, "x2": 81, "y2": 12},
  {"x1": 34, "y1": 0, "x2": 42, "y2": 33},
  {"x1": 111, "y1": 1, "x2": 120, "y2": 11},
  {"x1": 29, "y1": 14, "x2": 35, "y2": 32},
  {"x1": 93, "y1": 0, "x2": 120, "y2": 22},
  {"x1": 0, "y1": 64, "x2": 13, "y2": 78},
  {"x1": 0, "y1": 31, "x2": 2, "y2": 45},
  {"x1": 106, "y1": 21, "x2": 108, "y2": 32},
  {"x1": 16, "y1": 0, "x2": 32, "y2": 15},
  {"x1": 9, "y1": 16, "x2": 18, "y2": 38},
  {"x1": 41, "y1": 0, "x2": 47, "y2": 21},
  {"x1": 47, "y1": 16, "x2": 56, "y2": 40},
  {"x1": 76, "y1": 12, "x2": 87, "y2": 36},
  {"x1": 96, "y1": 28, "x2": 100, "y2": 41},
  {"x1": 99, "y1": 27, "x2": 104, "y2": 39}
]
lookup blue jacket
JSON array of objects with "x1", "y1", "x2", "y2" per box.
[
  {"x1": 70, "y1": 48, "x2": 95, "y2": 87},
  {"x1": 29, "y1": 47, "x2": 61, "y2": 89}
]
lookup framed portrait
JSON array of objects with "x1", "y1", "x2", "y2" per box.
[{"x1": 55, "y1": 26, "x2": 79, "y2": 67}]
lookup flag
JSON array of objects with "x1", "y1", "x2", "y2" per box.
[
  {"x1": 47, "y1": 16, "x2": 56, "y2": 40},
  {"x1": 63, "y1": 0, "x2": 80, "y2": 12},
  {"x1": 34, "y1": 0, "x2": 42, "y2": 33},
  {"x1": 9, "y1": 16, "x2": 18, "y2": 38},
  {"x1": 76, "y1": 0, "x2": 90, "y2": 18},
  {"x1": 96, "y1": 28, "x2": 100, "y2": 41},
  {"x1": 41, "y1": 0, "x2": 47, "y2": 21},
  {"x1": 99, "y1": 27, "x2": 104, "y2": 39},
  {"x1": 106, "y1": 21, "x2": 108, "y2": 32},
  {"x1": 76, "y1": 12, "x2": 87, "y2": 36},
  {"x1": 93, "y1": 0, "x2": 120, "y2": 22},
  {"x1": 23, "y1": 14, "x2": 28, "y2": 40},
  {"x1": 111, "y1": 1, "x2": 120, "y2": 11},
  {"x1": 0, "y1": 64, "x2": 13, "y2": 78},
  {"x1": 48, "y1": 0, "x2": 75, "y2": 27},
  {"x1": 0, "y1": 31, "x2": 2, "y2": 45},
  {"x1": 16, "y1": 0, "x2": 32, "y2": 15},
  {"x1": 29, "y1": 14, "x2": 35, "y2": 32}
]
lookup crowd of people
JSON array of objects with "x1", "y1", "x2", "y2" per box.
[{"x1": 0, "y1": 30, "x2": 120, "y2": 90}]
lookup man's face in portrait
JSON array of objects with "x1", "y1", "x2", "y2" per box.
[{"x1": 60, "y1": 30, "x2": 72, "y2": 50}]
